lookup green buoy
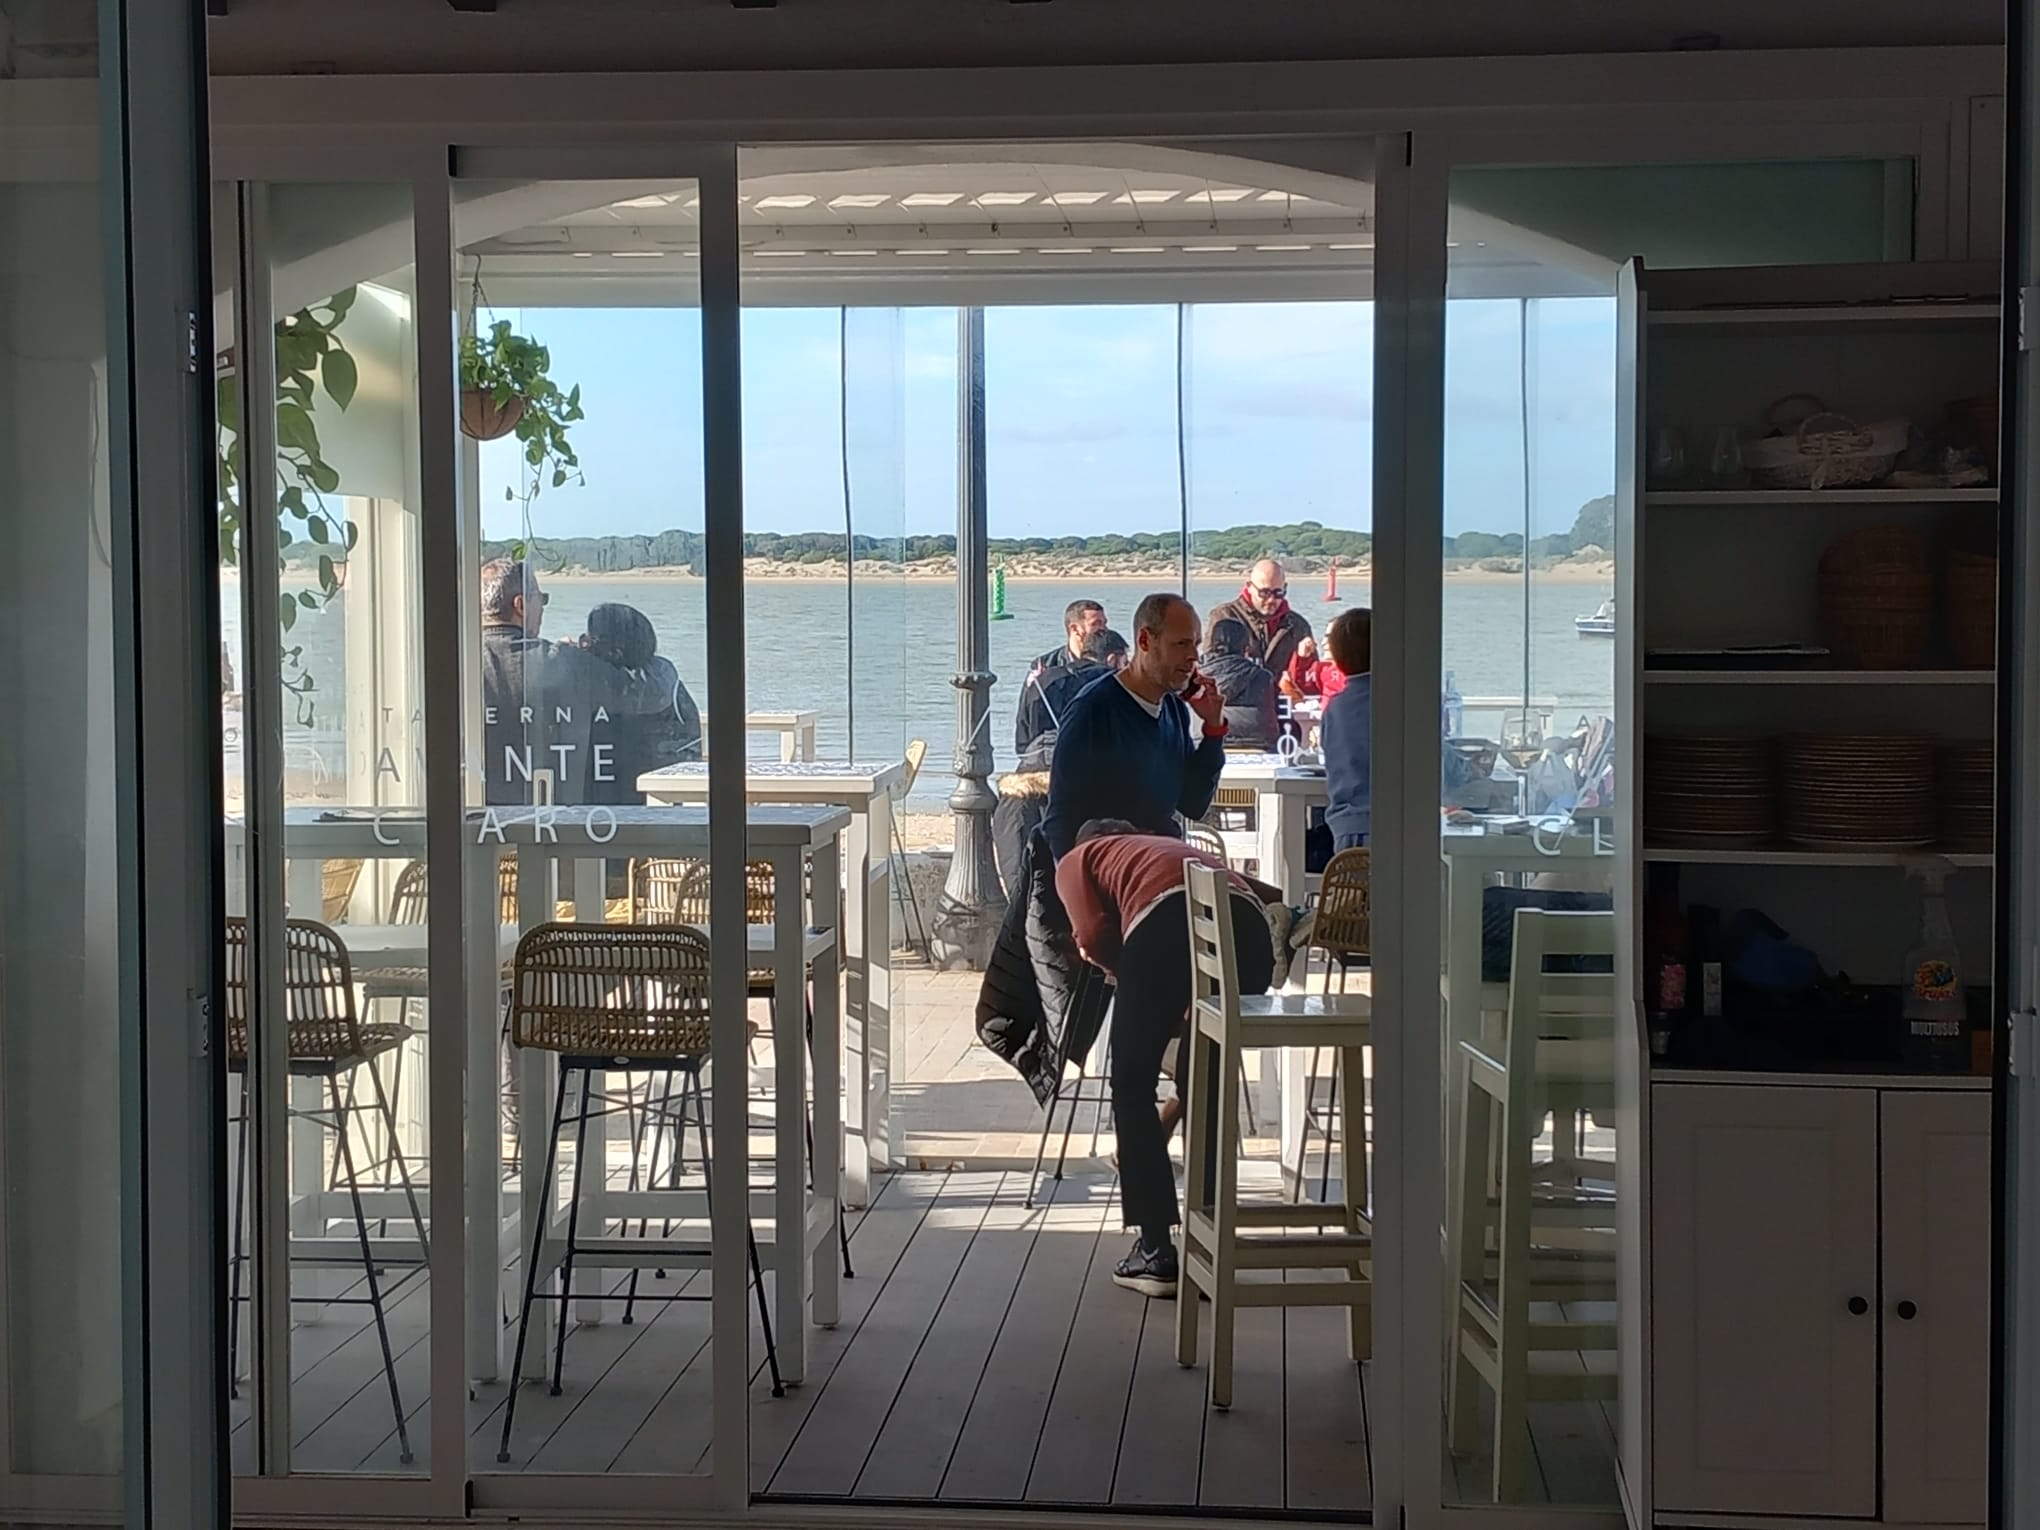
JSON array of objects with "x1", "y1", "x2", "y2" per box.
[{"x1": 990, "y1": 561, "x2": 1015, "y2": 620}]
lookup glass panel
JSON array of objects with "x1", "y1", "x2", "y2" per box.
[
  {"x1": 1450, "y1": 158, "x2": 1914, "y2": 269},
  {"x1": 0, "y1": 35, "x2": 125, "y2": 1497},
  {"x1": 221, "y1": 181, "x2": 432, "y2": 1476},
  {"x1": 455, "y1": 177, "x2": 717, "y2": 1479},
  {"x1": 734, "y1": 140, "x2": 1376, "y2": 1516}
]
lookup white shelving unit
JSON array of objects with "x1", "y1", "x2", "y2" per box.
[{"x1": 1613, "y1": 259, "x2": 2002, "y2": 1530}]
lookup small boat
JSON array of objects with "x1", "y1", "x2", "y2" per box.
[{"x1": 1575, "y1": 599, "x2": 1615, "y2": 638}]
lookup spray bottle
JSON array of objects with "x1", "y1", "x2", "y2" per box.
[{"x1": 1902, "y1": 860, "x2": 1966, "y2": 1070}]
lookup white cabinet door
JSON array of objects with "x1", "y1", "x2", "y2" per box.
[
  {"x1": 1651, "y1": 1084, "x2": 1879, "y2": 1517},
  {"x1": 1881, "y1": 1091, "x2": 1992, "y2": 1525}
]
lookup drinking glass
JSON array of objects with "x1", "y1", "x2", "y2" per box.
[
  {"x1": 1649, "y1": 425, "x2": 1688, "y2": 489},
  {"x1": 1705, "y1": 425, "x2": 1747, "y2": 489}
]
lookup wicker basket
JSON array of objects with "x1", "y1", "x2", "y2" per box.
[
  {"x1": 1946, "y1": 549, "x2": 1997, "y2": 669},
  {"x1": 1745, "y1": 399, "x2": 1907, "y2": 490},
  {"x1": 1818, "y1": 526, "x2": 1933, "y2": 669}
]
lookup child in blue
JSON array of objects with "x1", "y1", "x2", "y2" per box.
[{"x1": 1320, "y1": 608, "x2": 1372, "y2": 851}]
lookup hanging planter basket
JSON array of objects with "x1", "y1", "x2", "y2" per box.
[{"x1": 461, "y1": 387, "x2": 526, "y2": 442}]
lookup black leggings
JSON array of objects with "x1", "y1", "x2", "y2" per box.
[{"x1": 1110, "y1": 891, "x2": 1275, "y2": 1235}]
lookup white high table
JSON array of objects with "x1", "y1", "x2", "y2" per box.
[
  {"x1": 700, "y1": 710, "x2": 822, "y2": 763},
  {"x1": 640, "y1": 759, "x2": 906, "y2": 1207},
  {"x1": 1218, "y1": 752, "x2": 1329, "y2": 896},
  {"x1": 225, "y1": 803, "x2": 850, "y2": 1389},
  {"x1": 465, "y1": 803, "x2": 848, "y2": 1388}
]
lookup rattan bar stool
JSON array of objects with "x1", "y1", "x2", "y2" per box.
[
  {"x1": 1293, "y1": 847, "x2": 1372, "y2": 1204},
  {"x1": 223, "y1": 916, "x2": 429, "y2": 1464},
  {"x1": 497, "y1": 923, "x2": 781, "y2": 1465}
]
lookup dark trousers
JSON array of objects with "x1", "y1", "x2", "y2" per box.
[{"x1": 1111, "y1": 891, "x2": 1275, "y2": 1235}]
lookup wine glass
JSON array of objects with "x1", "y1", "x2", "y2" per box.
[{"x1": 1649, "y1": 426, "x2": 1688, "y2": 489}]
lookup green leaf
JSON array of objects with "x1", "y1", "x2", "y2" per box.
[
  {"x1": 280, "y1": 486, "x2": 307, "y2": 518},
  {"x1": 280, "y1": 600, "x2": 297, "y2": 633},
  {"x1": 279, "y1": 527, "x2": 293, "y2": 547},
  {"x1": 344, "y1": 522, "x2": 360, "y2": 550},
  {"x1": 276, "y1": 331, "x2": 318, "y2": 377},
  {"x1": 551, "y1": 468, "x2": 567, "y2": 489},
  {"x1": 298, "y1": 590, "x2": 319, "y2": 608},
  {"x1": 318, "y1": 555, "x2": 336, "y2": 589},
  {"x1": 321, "y1": 347, "x2": 358, "y2": 411},
  {"x1": 308, "y1": 515, "x2": 329, "y2": 544},
  {"x1": 306, "y1": 460, "x2": 341, "y2": 495},
  {"x1": 216, "y1": 374, "x2": 240, "y2": 432},
  {"x1": 275, "y1": 401, "x2": 320, "y2": 456},
  {"x1": 324, "y1": 287, "x2": 357, "y2": 323}
]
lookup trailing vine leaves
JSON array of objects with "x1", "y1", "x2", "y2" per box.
[
  {"x1": 217, "y1": 286, "x2": 360, "y2": 725},
  {"x1": 461, "y1": 318, "x2": 586, "y2": 518}
]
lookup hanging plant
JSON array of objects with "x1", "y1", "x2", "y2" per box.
[
  {"x1": 217, "y1": 286, "x2": 360, "y2": 725},
  {"x1": 459, "y1": 316, "x2": 586, "y2": 514}
]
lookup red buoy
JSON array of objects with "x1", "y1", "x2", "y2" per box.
[{"x1": 1325, "y1": 558, "x2": 1340, "y2": 602}]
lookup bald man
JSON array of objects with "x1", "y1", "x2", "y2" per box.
[{"x1": 1203, "y1": 556, "x2": 1313, "y2": 680}]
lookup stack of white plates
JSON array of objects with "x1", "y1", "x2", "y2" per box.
[
  {"x1": 1781, "y1": 734, "x2": 1936, "y2": 851},
  {"x1": 1643, "y1": 735, "x2": 1777, "y2": 847}
]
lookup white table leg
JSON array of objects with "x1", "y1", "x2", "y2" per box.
[
  {"x1": 779, "y1": 727, "x2": 797, "y2": 764},
  {"x1": 772, "y1": 848, "x2": 810, "y2": 1383},
  {"x1": 287, "y1": 857, "x2": 326, "y2": 1237},
  {"x1": 809, "y1": 836, "x2": 843, "y2": 1331},
  {"x1": 465, "y1": 845, "x2": 504, "y2": 1384},
  {"x1": 518, "y1": 853, "x2": 557, "y2": 1378},
  {"x1": 798, "y1": 720, "x2": 817, "y2": 761},
  {"x1": 573, "y1": 857, "x2": 607, "y2": 1324},
  {"x1": 842, "y1": 798, "x2": 891, "y2": 1206},
  {"x1": 1441, "y1": 851, "x2": 1486, "y2": 1248}
]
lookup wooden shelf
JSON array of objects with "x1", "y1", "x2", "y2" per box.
[
  {"x1": 1645, "y1": 488, "x2": 1996, "y2": 506},
  {"x1": 1642, "y1": 847, "x2": 1992, "y2": 869},
  {"x1": 1649, "y1": 302, "x2": 1998, "y2": 330},
  {"x1": 1651, "y1": 1067, "x2": 1992, "y2": 1092},
  {"x1": 1644, "y1": 669, "x2": 1993, "y2": 687}
]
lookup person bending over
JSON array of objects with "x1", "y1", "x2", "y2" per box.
[
  {"x1": 1039, "y1": 592, "x2": 1227, "y2": 860},
  {"x1": 1322, "y1": 606, "x2": 1373, "y2": 851},
  {"x1": 1056, "y1": 818, "x2": 1277, "y2": 1297}
]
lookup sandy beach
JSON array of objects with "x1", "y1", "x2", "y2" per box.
[{"x1": 544, "y1": 553, "x2": 1617, "y2": 586}]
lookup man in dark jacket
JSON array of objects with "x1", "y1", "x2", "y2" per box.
[
  {"x1": 1199, "y1": 616, "x2": 1279, "y2": 750},
  {"x1": 1027, "y1": 597, "x2": 1107, "y2": 678},
  {"x1": 1038, "y1": 592, "x2": 1229, "y2": 860},
  {"x1": 997, "y1": 627, "x2": 1128, "y2": 897},
  {"x1": 1202, "y1": 557, "x2": 1313, "y2": 680},
  {"x1": 580, "y1": 602, "x2": 703, "y2": 805},
  {"x1": 478, "y1": 557, "x2": 686, "y2": 806}
]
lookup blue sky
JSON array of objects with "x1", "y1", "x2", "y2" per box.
[{"x1": 480, "y1": 297, "x2": 1616, "y2": 544}]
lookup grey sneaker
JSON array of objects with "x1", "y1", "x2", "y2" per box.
[{"x1": 1112, "y1": 1237, "x2": 1179, "y2": 1298}]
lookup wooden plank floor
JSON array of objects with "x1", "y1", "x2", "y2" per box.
[{"x1": 228, "y1": 1167, "x2": 1616, "y2": 1512}]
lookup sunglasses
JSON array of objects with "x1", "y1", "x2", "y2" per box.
[{"x1": 1253, "y1": 584, "x2": 1287, "y2": 599}]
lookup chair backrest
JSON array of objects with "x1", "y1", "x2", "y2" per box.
[
  {"x1": 510, "y1": 922, "x2": 715, "y2": 1060},
  {"x1": 222, "y1": 915, "x2": 360, "y2": 1063},
  {"x1": 1211, "y1": 785, "x2": 1257, "y2": 811},
  {"x1": 899, "y1": 739, "x2": 929, "y2": 799},
  {"x1": 1183, "y1": 821, "x2": 1227, "y2": 865},
  {"x1": 498, "y1": 853, "x2": 519, "y2": 924},
  {"x1": 1184, "y1": 859, "x2": 1241, "y2": 1039},
  {"x1": 388, "y1": 859, "x2": 429, "y2": 924},
  {"x1": 318, "y1": 857, "x2": 364, "y2": 923},
  {"x1": 1313, "y1": 846, "x2": 1372, "y2": 958},
  {"x1": 1502, "y1": 908, "x2": 1616, "y2": 1081},
  {"x1": 633, "y1": 857, "x2": 776, "y2": 925}
]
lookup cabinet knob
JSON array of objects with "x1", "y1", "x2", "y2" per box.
[
  {"x1": 1896, "y1": 1300, "x2": 1919, "y2": 1322},
  {"x1": 1847, "y1": 1296, "x2": 1870, "y2": 1316}
]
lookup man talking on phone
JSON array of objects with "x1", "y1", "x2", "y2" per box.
[{"x1": 1040, "y1": 592, "x2": 1229, "y2": 860}]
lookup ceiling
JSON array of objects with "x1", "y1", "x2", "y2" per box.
[{"x1": 195, "y1": 0, "x2": 2001, "y2": 78}]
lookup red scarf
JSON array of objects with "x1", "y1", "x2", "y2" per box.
[{"x1": 1241, "y1": 582, "x2": 1292, "y2": 640}]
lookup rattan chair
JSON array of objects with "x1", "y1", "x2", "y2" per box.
[
  {"x1": 1183, "y1": 821, "x2": 1229, "y2": 865},
  {"x1": 497, "y1": 923, "x2": 780, "y2": 1463},
  {"x1": 1293, "y1": 847, "x2": 1372, "y2": 1204},
  {"x1": 223, "y1": 916, "x2": 429, "y2": 1464},
  {"x1": 633, "y1": 856, "x2": 853, "y2": 1278}
]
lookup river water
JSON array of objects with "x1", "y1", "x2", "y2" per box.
[{"x1": 224, "y1": 573, "x2": 1615, "y2": 807}]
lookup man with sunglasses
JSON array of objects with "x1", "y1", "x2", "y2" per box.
[
  {"x1": 478, "y1": 556, "x2": 689, "y2": 806},
  {"x1": 1202, "y1": 557, "x2": 1313, "y2": 681}
]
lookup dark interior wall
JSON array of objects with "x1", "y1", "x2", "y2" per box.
[{"x1": 193, "y1": 0, "x2": 2003, "y2": 79}]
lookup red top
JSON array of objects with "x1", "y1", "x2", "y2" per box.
[
  {"x1": 1054, "y1": 833, "x2": 1254, "y2": 973},
  {"x1": 1286, "y1": 654, "x2": 1348, "y2": 700}
]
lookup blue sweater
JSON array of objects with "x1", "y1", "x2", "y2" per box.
[
  {"x1": 1322, "y1": 673, "x2": 1372, "y2": 842},
  {"x1": 1040, "y1": 674, "x2": 1227, "y2": 858}
]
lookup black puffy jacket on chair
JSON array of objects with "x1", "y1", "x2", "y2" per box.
[{"x1": 975, "y1": 828, "x2": 1112, "y2": 1107}]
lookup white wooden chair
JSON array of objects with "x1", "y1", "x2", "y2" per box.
[
  {"x1": 1447, "y1": 907, "x2": 1618, "y2": 1501},
  {"x1": 1176, "y1": 860, "x2": 1372, "y2": 1410}
]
